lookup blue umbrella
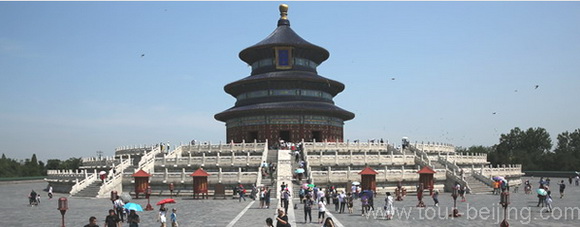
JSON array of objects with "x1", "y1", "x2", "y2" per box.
[
  {"x1": 294, "y1": 168, "x2": 305, "y2": 174},
  {"x1": 124, "y1": 202, "x2": 143, "y2": 211}
]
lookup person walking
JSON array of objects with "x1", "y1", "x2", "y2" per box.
[
  {"x1": 158, "y1": 204, "x2": 168, "y2": 227},
  {"x1": 127, "y1": 210, "x2": 139, "y2": 227},
  {"x1": 113, "y1": 196, "x2": 126, "y2": 223},
  {"x1": 104, "y1": 209, "x2": 120, "y2": 227},
  {"x1": 338, "y1": 191, "x2": 346, "y2": 214},
  {"x1": 303, "y1": 195, "x2": 313, "y2": 223},
  {"x1": 317, "y1": 199, "x2": 326, "y2": 224},
  {"x1": 275, "y1": 208, "x2": 290, "y2": 227},
  {"x1": 558, "y1": 180, "x2": 566, "y2": 199},
  {"x1": 432, "y1": 189, "x2": 439, "y2": 207},
  {"x1": 84, "y1": 216, "x2": 99, "y2": 227},
  {"x1": 48, "y1": 185, "x2": 53, "y2": 199},
  {"x1": 265, "y1": 187, "x2": 271, "y2": 209},
  {"x1": 170, "y1": 208, "x2": 178, "y2": 227},
  {"x1": 347, "y1": 192, "x2": 354, "y2": 214},
  {"x1": 384, "y1": 192, "x2": 394, "y2": 220},
  {"x1": 282, "y1": 189, "x2": 291, "y2": 215},
  {"x1": 238, "y1": 184, "x2": 246, "y2": 202}
]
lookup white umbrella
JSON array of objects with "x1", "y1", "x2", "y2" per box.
[
  {"x1": 99, "y1": 171, "x2": 107, "y2": 175},
  {"x1": 352, "y1": 181, "x2": 360, "y2": 186}
]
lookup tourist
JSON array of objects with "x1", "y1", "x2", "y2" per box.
[
  {"x1": 127, "y1": 210, "x2": 139, "y2": 227},
  {"x1": 299, "y1": 187, "x2": 305, "y2": 204},
  {"x1": 338, "y1": 190, "x2": 346, "y2": 213},
  {"x1": 432, "y1": 189, "x2": 439, "y2": 207},
  {"x1": 460, "y1": 185, "x2": 467, "y2": 202},
  {"x1": 384, "y1": 192, "x2": 394, "y2": 220},
  {"x1": 282, "y1": 188, "x2": 291, "y2": 214},
  {"x1": 238, "y1": 184, "x2": 246, "y2": 202},
  {"x1": 265, "y1": 187, "x2": 271, "y2": 209},
  {"x1": 360, "y1": 193, "x2": 370, "y2": 216},
  {"x1": 29, "y1": 189, "x2": 37, "y2": 206},
  {"x1": 259, "y1": 187, "x2": 266, "y2": 208},
  {"x1": 558, "y1": 180, "x2": 566, "y2": 199},
  {"x1": 48, "y1": 185, "x2": 53, "y2": 199},
  {"x1": 158, "y1": 204, "x2": 168, "y2": 227},
  {"x1": 568, "y1": 176, "x2": 573, "y2": 185},
  {"x1": 317, "y1": 199, "x2": 326, "y2": 224},
  {"x1": 104, "y1": 209, "x2": 120, "y2": 227},
  {"x1": 350, "y1": 185, "x2": 357, "y2": 199},
  {"x1": 84, "y1": 216, "x2": 99, "y2": 227},
  {"x1": 346, "y1": 192, "x2": 354, "y2": 214},
  {"x1": 113, "y1": 195, "x2": 125, "y2": 222},
  {"x1": 275, "y1": 208, "x2": 289, "y2": 227},
  {"x1": 537, "y1": 185, "x2": 546, "y2": 207},
  {"x1": 575, "y1": 175, "x2": 579, "y2": 186},
  {"x1": 265, "y1": 217, "x2": 274, "y2": 227},
  {"x1": 322, "y1": 217, "x2": 336, "y2": 227},
  {"x1": 170, "y1": 208, "x2": 178, "y2": 227},
  {"x1": 544, "y1": 190, "x2": 553, "y2": 213},
  {"x1": 304, "y1": 194, "x2": 313, "y2": 223},
  {"x1": 332, "y1": 190, "x2": 339, "y2": 212}
]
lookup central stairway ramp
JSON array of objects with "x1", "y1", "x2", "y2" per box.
[
  {"x1": 73, "y1": 181, "x2": 102, "y2": 197},
  {"x1": 465, "y1": 175, "x2": 493, "y2": 194}
]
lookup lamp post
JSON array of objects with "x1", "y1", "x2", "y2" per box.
[
  {"x1": 145, "y1": 185, "x2": 154, "y2": 211},
  {"x1": 450, "y1": 185, "x2": 461, "y2": 217},
  {"x1": 500, "y1": 189, "x2": 510, "y2": 227},
  {"x1": 416, "y1": 183, "x2": 425, "y2": 207},
  {"x1": 57, "y1": 197, "x2": 68, "y2": 227}
]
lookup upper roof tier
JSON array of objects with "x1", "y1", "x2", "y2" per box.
[{"x1": 238, "y1": 4, "x2": 330, "y2": 66}]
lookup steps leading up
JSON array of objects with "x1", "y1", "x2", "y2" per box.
[
  {"x1": 72, "y1": 181, "x2": 101, "y2": 197},
  {"x1": 466, "y1": 175, "x2": 492, "y2": 194}
]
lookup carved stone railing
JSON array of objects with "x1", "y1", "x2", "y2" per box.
[
  {"x1": 80, "y1": 156, "x2": 120, "y2": 168},
  {"x1": 97, "y1": 157, "x2": 132, "y2": 198},
  {"x1": 69, "y1": 171, "x2": 98, "y2": 196},
  {"x1": 138, "y1": 146, "x2": 162, "y2": 174},
  {"x1": 311, "y1": 167, "x2": 446, "y2": 184},
  {"x1": 303, "y1": 141, "x2": 395, "y2": 152},
  {"x1": 410, "y1": 142, "x2": 455, "y2": 153},
  {"x1": 177, "y1": 141, "x2": 266, "y2": 155},
  {"x1": 255, "y1": 140, "x2": 269, "y2": 187},
  {"x1": 440, "y1": 152, "x2": 489, "y2": 165},
  {"x1": 156, "y1": 154, "x2": 263, "y2": 167},
  {"x1": 307, "y1": 154, "x2": 415, "y2": 166}
]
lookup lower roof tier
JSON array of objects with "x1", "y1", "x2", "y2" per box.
[{"x1": 214, "y1": 101, "x2": 355, "y2": 122}]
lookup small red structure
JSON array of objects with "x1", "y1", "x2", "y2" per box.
[
  {"x1": 132, "y1": 170, "x2": 152, "y2": 199},
  {"x1": 417, "y1": 166, "x2": 436, "y2": 195},
  {"x1": 190, "y1": 168, "x2": 210, "y2": 199},
  {"x1": 358, "y1": 167, "x2": 379, "y2": 192}
]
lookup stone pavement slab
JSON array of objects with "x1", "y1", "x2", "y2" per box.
[{"x1": 2, "y1": 177, "x2": 579, "y2": 226}]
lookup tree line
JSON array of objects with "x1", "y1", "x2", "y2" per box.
[
  {"x1": 0, "y1": 154, "x2": 81, "y2": 178},
  {"x1": 457, "y1": 127, "x2": 580, "y2": 171}
]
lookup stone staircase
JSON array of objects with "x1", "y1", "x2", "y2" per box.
[
  {"x1": 465, "y1": 175, "x2": 492, "y2": 194},
  {"x1": 73, "y1": 181, "x2": 102, "y2": 197}
]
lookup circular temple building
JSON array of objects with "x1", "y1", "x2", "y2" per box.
[{"x1": 215, "y1": 5, "x2": 355, "y2": 144}]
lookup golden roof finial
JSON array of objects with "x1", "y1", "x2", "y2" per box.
[{"x1": 279, "y1": 4, "x2": 288, "y2": 20}]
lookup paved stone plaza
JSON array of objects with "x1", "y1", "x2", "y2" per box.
[{"x1": 1, "y1": 177, "x2": 579, "y2": 226}]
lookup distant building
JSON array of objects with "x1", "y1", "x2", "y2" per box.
[{"x1": 215, "y1": 5, "x2": 354, "y2": 144}]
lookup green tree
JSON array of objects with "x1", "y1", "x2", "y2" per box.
[
  {"x1": 550, "y1": 129, "x2": 580, "y2": 171},
  {"x1": 494, "y1": 127, "x2": 552, "y2": 171}
]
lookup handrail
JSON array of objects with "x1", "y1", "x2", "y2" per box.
[
  {"x1": 97, "y1": 157, "x2": 132, "y2": 197},
  {"x1": 255, "y1": 140, "x2": 269, "y2": 187},
  {"x1": 70, "y1": 172, "x2": 97, "y2": 195},
  {"x1": 138, "y1": 146, "x2": 162, "y2": 173}
]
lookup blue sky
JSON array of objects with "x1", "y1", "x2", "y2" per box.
[{"x1": 1, "y1": 2, "x2": 579, "y2": 161}]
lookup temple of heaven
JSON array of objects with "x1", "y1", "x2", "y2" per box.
[{"x1": 215, "y1": 4, "x2": 355, "y2": 144}]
